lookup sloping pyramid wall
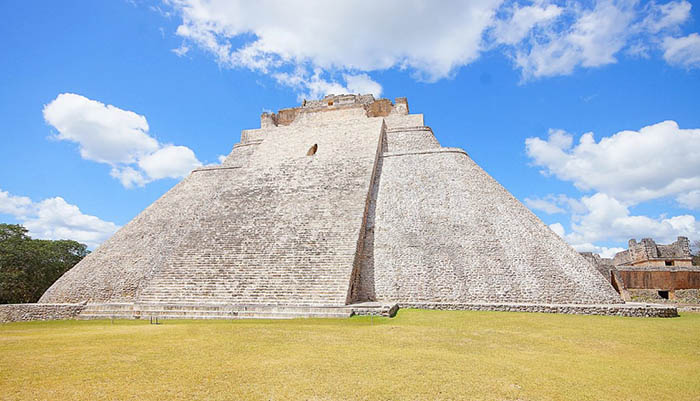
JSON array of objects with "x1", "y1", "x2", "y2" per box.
[
  {"x1": 41, "y1": 108, "x2": 383, "y2": 305},
  {"x1": 353, "y1": 121, "x2": 621, "y2": 305},
  {"x1": 41, "y1": 95, "x2": 621, "y2": 308},
  {"x1": 39, "y1": 172, "x2": 223, "y2": 303}
]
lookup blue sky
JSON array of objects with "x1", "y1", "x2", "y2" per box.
[{"x1": 1, "y1": 1, "x2": 699, "y2": 256}]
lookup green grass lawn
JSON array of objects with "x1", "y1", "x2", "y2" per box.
[{"x1": 1, "y1": 309, "x2": 699, "y2": 401}]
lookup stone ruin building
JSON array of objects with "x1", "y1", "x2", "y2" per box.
[
  {"x1": 614, "y1": 237, "x2": 694, "y2": 268},
  {"x1": 582, "y1": 236, "x2": 700, "y2": 303},
  {"x1": 1, "y1": 95, "x2": 678, "y2": 322}
]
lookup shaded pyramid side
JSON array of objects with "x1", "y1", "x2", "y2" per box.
[{"x1": 355, "y1": 132, "x2": 622, "y2": 304}]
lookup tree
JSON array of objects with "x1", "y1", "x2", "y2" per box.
[{"x1": 0, "y1": 224, "x2": 88, "y2": 304}]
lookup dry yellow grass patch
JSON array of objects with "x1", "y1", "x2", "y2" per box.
[{"x1": 1, "y1": 309, "x2": 699, "y2": 400}]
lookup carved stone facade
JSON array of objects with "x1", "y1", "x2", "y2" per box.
[
  {"x1": 613, "y1": 237, "x2": 693, "y2": 267},
  {"x1": 33, "y1": 94, "x2": 629, "y2": 319},
  {"x1": 582, "y1": 237, "x2": 699, "y2": 302}
]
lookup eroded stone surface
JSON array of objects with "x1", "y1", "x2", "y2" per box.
[
  {"x1": 0, "y1": 303, "x2": 85, "y2": 323},
  {"x1": 40, "y1": 94, "x2": 623, "y2": 313}
]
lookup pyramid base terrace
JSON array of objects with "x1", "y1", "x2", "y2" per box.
[
  {"x1": 1, "y1": 301, "x2": 678, "y2": 323},
  {"x1": 76, "y1": 302, "x2": 399, "y2": 320},
  {"x1": 399, "y1": 302, "x2": 679, "y2": 317}
]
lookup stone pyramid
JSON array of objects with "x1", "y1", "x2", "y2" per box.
[{"x1": 40, "y1": 95, "x2": 622, "y2": 308}]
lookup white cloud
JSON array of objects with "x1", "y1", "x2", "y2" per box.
[
  {"x1": 641, "y1": 0, "x2": 692, "y2": 34},
  {"x1": 677, "y1": 189, "x2": 700, "y2": 209},
  {"x1": 527, "y1": 193, "x2": 586, "y2": 215},
  {"x1": 510, "y1": 0, "x2": 693, "y2": 79},
  {"x1": 526, "y1": 118, "x2": 700, "y2": 256},
  {"x1": 525, "y1": 120, "x2": 700, "y2": 204},
  {"x1": 549, "y1": 222, "x2": 566, "y2": 237},
  {"x1": 543, "y1": 192, "x2": 700, "y2": 256},
  {"x1": 343, "y1": 73, "x2": 383, "y2": 98},
  {"x1": 273, "y1": 69, "x2": 382, "y2": 101},
  {"x1": 0, "y1": 188, "x2": 119, "y2": 248},
  {"x1": 0, "y1": 190, "x2": 33, "y2": 216},
  {"x1": 599, "y1": 248, "x2": 625, "y2": 259},
  {"x1": 138, "y1": 145, "x2": 202, "y2": 180},
  {"x1": 168, "y1": 0, "x2": 500, "y2": 83},
  {"x1": 551, "y1": 220, "x2": 624, "y2": 258},
  {"x1": 110, "y1": 166, "x2": 149, "y2": 189},
  {"x1": 492, "y1": 2, "x2": 563, "y2": 45},
  {"x1": 525, "y1": 197, "x2": 565, "y2": 214},
  {"x1": 164, "y1": 0, "x2": 696, "y2": 90},
  {"x1": 43, "y1": 93, "x2": 158, "y2": 164},
  {"x1": 558, "y1": 192, "x2": 700, "y2": 246},
  {"x1": 662, "y1": 32, "x2": 700, "y2": 68},
  {"x1": 512, "y1": 2, "x2": 633, "y2": 78},
  {"x1": 44, "y1": 93, "x2": 202, "y2": 188},
  {"x1": 571, "y1": 242, "x2": 625, "y2": 259},
  {"x1": 172, "y1": 44, "x2": 190, "y2": 57}
]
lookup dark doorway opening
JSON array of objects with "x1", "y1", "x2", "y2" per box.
[
  {"x1": 307, "y1": 144, "x2": 318, "y2": 156},
  {"x1": 658, "y1": 290, "x2": 669, "y2": 299}
]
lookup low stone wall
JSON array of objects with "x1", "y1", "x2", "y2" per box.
[
  {"x1": 619, "y1": 269, "x2": 700, "y2": 290},
  {"x1": 350, "y1": 303, "x2": 399, "y2": 317},
  {"x1": 400, "y1": 302, "x2": 678, "y2": 318},
  {"x1": 0, "y1": 303, "x2": 85, "y2": 323},
  {"x1": 630, "y1": 289, "x2": 700, "y2": 303}
]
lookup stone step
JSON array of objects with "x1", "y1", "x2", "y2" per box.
[
  {"x1": 137, "y1": 294, "x2": 348, "y2": 300},
  {"x1": 137, "y1": 296, "x2": 346, "y2": 301},
  {"x1": 78, "y1": 313, "x2": 135, "y2": 320},
  {"x1": 77, "y1": 303, "x2": 359, "y2": 320},
  {"x1": 236, "y1": 311, "x2": 352, "y2": 319}
]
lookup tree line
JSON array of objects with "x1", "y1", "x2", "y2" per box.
[{"x1": 0, "y1": 224, "x2": 88, "y2": 304}]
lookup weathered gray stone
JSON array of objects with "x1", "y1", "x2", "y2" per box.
[
  {"x1": 399, "y1": 302, "x2": 678, "y2": 317},
  {"x1": 36, "y1": 94, "x2": 634, "y2": 319},
  {"x1": 0, "y1": 303, "x2": 85, "y2": 323},
  {"x1": 613, "y1": 237, "x2": 693, "y2": 267}
]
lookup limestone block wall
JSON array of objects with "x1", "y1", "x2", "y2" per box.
[
  {"x1": 397, "y1": 302, "x2": 677, "y2": 317},
  {"x1": 0, "y1": 303, "x2": 85, "y2": 323},
  {"x1": 39, "y1": 94, "x2": 627, "y2": 310},
  {"x1": 384, "y1": 126, "x2": 441, "y2": 152},
  {"x1": 357, "y1": 145, "x2": 621, "y2": 305},
  {"x1": 40, "y1": 172, "x2": 224, "y2": 303},
  {"x1": 136, "y1": 116, "x2": 385, "y2": 305},
  {"x1": 658, "y1": 237, "x2": 692, "y2": 258},
  {"x1": 618, "y1": 268, "x2": 700, "y2": 290},
  {"x1": 383, "y1": 113, "x2": 424, "y2": 130},
  {"x1": 580, "y1": 252, "x2": 614, "y2": 282},
  {"x1": 613, "y1": 237, "x2": 693, "y2": 267},
  {"x1": 221, "y1": 141, "x2": 260, "y2": 167}
]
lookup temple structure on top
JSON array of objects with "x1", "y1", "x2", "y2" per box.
[{"x1": 37, "y1": 94, "x2": 641, "y2": 319}]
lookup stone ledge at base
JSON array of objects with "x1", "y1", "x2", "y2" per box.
[
  {"x1": 399, "y1": 302, "x2": 678, "y2": 317},
  {"x1": 76, "y1": 302, "x2": 399, "y2": 320},
  {"x1": 0, "y1": 303, "x2": 86, "y2": 323},
  {"x1": 348, "y1": 302, "x2": 399, "y2": 317},
  {"x1": 1, "y1": 301, "x2": 677, "y2": 322}
]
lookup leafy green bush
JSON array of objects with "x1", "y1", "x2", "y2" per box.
[{"x1": 0, "y1": 224, "x2": 87, "y2": 304}]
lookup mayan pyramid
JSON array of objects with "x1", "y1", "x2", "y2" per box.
[{"x1": 40, "y1": 95, "x2": 622, "y2": 315}]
